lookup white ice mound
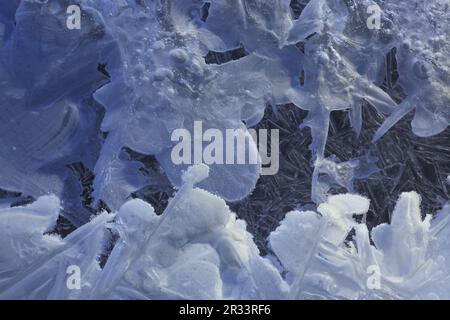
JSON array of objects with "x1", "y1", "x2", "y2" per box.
[
  {"x1": 0, "y1": 195, "x2": 113, "y2": 299},
  {"x1": 270, "y1": 192, "x2": 450, "y2": 299},
  {"x1": 0, "y1": 165, "x2": 287, "y2": 299},
  {"x1": 1, "y1": 179, "x2": 449, "y2": 299},
  {"x1": 0, "y1": 195, "x2": 61, "y2": 287}
]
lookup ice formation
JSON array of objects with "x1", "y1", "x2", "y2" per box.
[
  {"x1": 1, "y1": 167, "x2": 449, "y2": 299},
  {"x1": 270, "y1": 192, "x2": 450, "y2": 299},
  {"x1": 0, "y1": 165, "x2": 288, "y2": 299},
  {"x1": 0, "y1": 0, "x2": 449, "y2": 299}
]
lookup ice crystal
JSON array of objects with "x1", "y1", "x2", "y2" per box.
[
  {"x1": 1, "y1": 169, "x2": 449, "y2": 299},
  {"x1": 0, "y1": 0, "x2": 448, "y2": 300}
]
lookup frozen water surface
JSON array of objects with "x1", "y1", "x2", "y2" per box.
[{"x1": 0, "y1": 0, "x2": 448, "y2": 299}]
